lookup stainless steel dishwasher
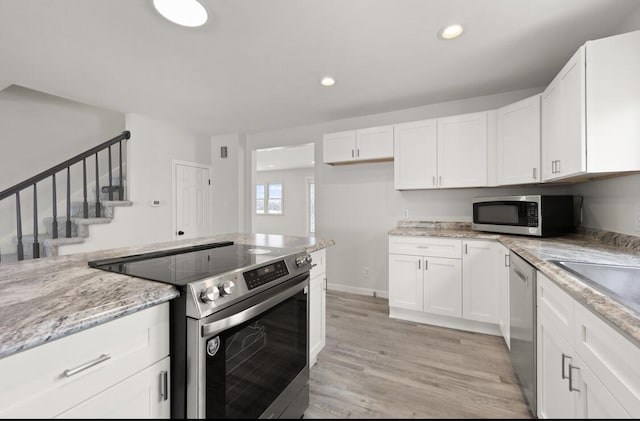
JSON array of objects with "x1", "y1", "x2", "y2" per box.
[{"x1": 509, "y1": 252, "x2": 536, "y2": 417}]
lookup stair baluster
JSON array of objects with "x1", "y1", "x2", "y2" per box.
[
  {"x1": 66, "y1": 167, "x2": 72, "y2": 238},
  {"x1": 83, "y1": 159, "x2": 88, "y2": 218},
  {"x1": 52, "y1": 174, "x2": 58, "y2": 239},
  {"x1": 16, "y1": 192, "x2": 24, "y2": 261},
  {"x1": 108, "y1": 145, "x2": 113, "y2": 200},
  {"x1": 95, "y1": 152, "x2": 101, "y2": 217},
  {"x1": 32, "y1": 184, "x2": 40, "y2": 258},
  {"x1": 119, "y1": 141, "x2": 123, "y2": 200}
]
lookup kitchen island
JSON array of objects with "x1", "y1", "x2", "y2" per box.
[{"x1": 0, "y1": 232, "x2": 333, "y2": 418}]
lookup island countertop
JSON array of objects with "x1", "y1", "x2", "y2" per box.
[
  {"x1": 389, "y1": 221, "x2": 640, "y2": 346},
  {"x1": 0, "y1": 233, "x2": 334, "y2": 359}
]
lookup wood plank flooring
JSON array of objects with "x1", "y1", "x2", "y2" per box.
[{"x1": 305, "y1": 291, "x2": 532, "y2": 419}]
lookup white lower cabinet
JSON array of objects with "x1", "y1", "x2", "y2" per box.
[
  {"x1": 388, "y1": 236, "x2": 501, "y2": 335},
  {"x1": 309, "y1": 249, "x2": 327, "y2": 367},
  {"x1": 57, "y1": 357, "x2": 171, "y2": 419},
  {"x1": 537, "y1": 271, "x2": 636, "y2": 418},
  {"x1": 0, "y1": 303, "x2": 170, "y2": 419}
]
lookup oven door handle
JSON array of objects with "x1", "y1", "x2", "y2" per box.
[{"x1": 201, "y1": 278, "x2": 308, "y2": 338}]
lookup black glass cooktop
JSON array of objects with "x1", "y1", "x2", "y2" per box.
[{"x1": 88, "y1": 242, "x2": 286, "y2": 287}]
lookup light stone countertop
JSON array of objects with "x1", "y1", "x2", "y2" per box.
[
  {"x1": 0, "y1": 233, "x2": 334, "y2": 359},
  {"x1": 389, "y1": 221, "x2": 640, "y2": 346}
]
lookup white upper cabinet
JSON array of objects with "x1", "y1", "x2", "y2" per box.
[
  {"x1": 394, "y1": 119, "x2": 438, "y2": 189},
  {"x1": 323, "y1": 125, "x2": 393, "y2": 164},
  {"x1": 496, "y1": 94, "x2": 541, "y2": 185},
  {"x1": 542, "y1": 30, "x2": 640, "y2": 181},
  {"x1": 437, "y1": 111, "x2": 488, "y2": 188}
]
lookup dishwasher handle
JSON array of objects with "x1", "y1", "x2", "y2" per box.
[{"x1": 513, "y1": 266, "x2": 529, "y2": 286}]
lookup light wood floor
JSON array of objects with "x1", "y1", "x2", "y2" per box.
[{"x1": 304, "y1": 291, "x2": 532, "y2": 419}]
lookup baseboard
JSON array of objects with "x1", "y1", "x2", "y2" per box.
[
  {"x1": 389, "y1": 307, "x2": 501, "y2": 336},
  {"x1": 326, "y1": 282, "x2": 389, "y2": 299}
]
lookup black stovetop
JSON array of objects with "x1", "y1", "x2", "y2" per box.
[{"x1": 88, "y1": 241, "x2": 286, "y2": 287}]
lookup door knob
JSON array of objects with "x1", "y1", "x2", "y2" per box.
[{"x1": 178, "y1": 230, "x2": 185, "y2": 236}]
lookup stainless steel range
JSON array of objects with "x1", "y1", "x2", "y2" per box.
[{"x1": 88, "y1": 241, "x2": 312, "y2": 419}]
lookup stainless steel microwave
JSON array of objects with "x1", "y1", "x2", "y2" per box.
[{"x1": 472, "y1": 195, "x2": 581, "y2": 237}]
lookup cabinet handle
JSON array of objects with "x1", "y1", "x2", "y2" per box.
[
  {"x1": 561, "y1": 353, "x2": 572, "y2": 379},
  {"x1": 432, "y1": 175, "x2": 436, "y2": 186},
  {"x1": 323, "y1": 277, "x2": 327, "y2": 291},
  {"x1": 418, "y1": 259, "x2": 421, "y2": 270},
  {"x1": 357, "y1": 148, "x2": 360, "y2": 158},
  {"x1": 464, "y1": 244, "x2": 468, "y2": 254},
  {"x1": 552, "y1": 160, "x2": 556, "y2": 173},
  {"x1": 160, "y1": 370, "x2": 169, "y2": 401},
  {"x1": 568, "y1": 364, "x2": 580, "y2": 392},
  {"x1": 504, "y1": 254, "x2": 510, "y2": 267},
  {"x1": 351, "y1": 149, "x2": 354, "y2": 158},
  {"x1": 533, "y1": 167, "x2": 537, "y2": 180},
  {"x1": 557, "y1": 160, "x2": 561, "y2": 173},
  {"x1": 424, "y1": 260, "x2": 428, "y2": 270},
  {"x1": 63, "y1": 353, "x2": 111, "y2": 377}
]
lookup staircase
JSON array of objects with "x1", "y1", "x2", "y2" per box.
[{"x1": 0, "y1": 131, "x2": 131, "y2": 263}]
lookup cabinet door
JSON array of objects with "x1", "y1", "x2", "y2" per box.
[
  {"x1": 356, "y1": 125, "x2": 394, "y2": 161},
  {"x1": 496, "y1": 95, "x2": 541, "y2": 185},
  {"x1": 537, "y1": 312, "x2": 577, "y2": 419},
  {"x1": 573, "y1": 354, "x2": 631, "y2": 419},
  {"x1": 57, "y1": 357, "x2": 171, "y2": 419},
  {"x1": 541, "y1": 47, "x2": 586, "y2": 181},
  {"x1": 437, "y1": 112, "x2": 488, "y2": 188},
  {"x1": 309, "y1": 274, "x2": 326, "y2": 367},
  {"x1": 389, "y1": 254, "x2": 424, "y2": 311},
  {"x1": 323, "y1": 130, "x2": 356, "y2": 164},
  {"x1": 462, "y1": 240, "x2": 499, "y2": 324},
  {"x1": 394, "y1": 119, "x2": 438, "y2": 189},
  {"x1": 423, "y1": 257, "x2": 462, "y2": 317},
  {"x1": 498, "y1": 244, "x2": 510, "y2": 348}
]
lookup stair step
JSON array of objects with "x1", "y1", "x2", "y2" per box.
[
  {"x1": 43, "y1": 216, "x2": 111, "y2": 238},
  {"x1": 69, "y1": 200, "x2": 132, "y2": 218},
  {"x1": 11, "y1": 235, "x2": 84, "y2": 258}
]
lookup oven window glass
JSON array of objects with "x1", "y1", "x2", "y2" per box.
[
  {"x1": 206, "y1": 289, "x2": 307, "y2": 419},
  {"x1": 475, "y1": 203, "x2": 523, "y2": 225}
]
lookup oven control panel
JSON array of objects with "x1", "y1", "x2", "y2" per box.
[{"x1": 243, "y1": 260, "x2": 289, "y2": 290}]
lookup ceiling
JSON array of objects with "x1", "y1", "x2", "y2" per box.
[
  {"x1": 256, "y1": 143, "x2": 315, "y2": 172},
  {"x1": 0, "y1": 0, "x2": 638, "y2": 135}
]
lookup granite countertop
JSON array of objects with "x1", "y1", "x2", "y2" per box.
[
  {"x1": 389, "y1": 221, "x2": 640, "y2": 346},
  {"x1": 0, "y1": 233, "x2": 334, "y2": 360}
]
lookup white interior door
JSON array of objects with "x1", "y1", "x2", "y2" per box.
[{"x1": 175, "y1": 163, "x2": 210, "y2": 240}]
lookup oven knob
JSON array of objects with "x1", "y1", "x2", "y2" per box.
[
  {"x1": 296, "y1": 255, "x2": 311, "y2": 267},
  {"x1": 200, "y1": 286, "x2": 220, "y2": 303},
  {"x1": 219, "y1": 280, "x2": 235, "y2": 296}
]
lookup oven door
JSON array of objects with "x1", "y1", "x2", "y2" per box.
[{"x1": 187, "y1": 274, "x2": 309, "y2": 419}]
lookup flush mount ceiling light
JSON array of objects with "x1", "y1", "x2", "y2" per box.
[
  {"x1": 320, "y1": 76, "x2": 336, "y2": 87},
  {"x1": 153, "y1": 0, "x2": 208, "y2": 27},
  {"x1": 439, "y1": 24, "x2": 464, "y2": 40}
]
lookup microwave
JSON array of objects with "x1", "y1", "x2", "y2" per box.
[{"x1": 472, "y1": 195, "x2": 581, "y2": 237}]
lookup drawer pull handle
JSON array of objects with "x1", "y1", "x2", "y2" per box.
[
  {"x1": 160, "y1": 370, "x2": 169, "y2": 401},
  {"x1": 63, "y1": 353, "x2": 111, "y2": 377},
  {"x1": 568, "y1": 364, "x2": 580, "y2": 392},
  {"x1": 561, "y1": 353, "x2": 571, "y2": 380}
]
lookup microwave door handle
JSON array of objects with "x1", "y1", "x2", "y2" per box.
[{"x1": 201, "y1": 279, "x2": 307, "y2": 338}]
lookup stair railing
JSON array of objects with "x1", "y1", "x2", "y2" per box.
[{"x1": 0, "y1": 130, "x2": 131, "y2": 261}]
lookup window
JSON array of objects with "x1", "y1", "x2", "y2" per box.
[{"x1": 256, "y1": 182, "x2": 283, "y2": 215}]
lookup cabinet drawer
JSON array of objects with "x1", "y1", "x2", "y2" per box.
[
  {"x1": 389, "y1": 236, "x2": 462, "y2": 258},
  {"x1": 573, "y1": 303, "x2": 640, "y2": 417},
  {"x1": 310, "y1": 249, "x2": 326, "y2": 280},
  {"x1": 537, "y1": 271, "x2": 575, "y2": 342},
  {"x1": 0, "y1": 303, "x2": 170, "y2": 418}
]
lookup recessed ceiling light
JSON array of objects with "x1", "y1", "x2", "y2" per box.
[
  {"x1": 439, "y1": 24, "x2": 464, "y2": 40},
  {"x1": 153, "y1": 0, "x2": 208, "y2": 27},
  {"x1": 320, "y1": 77, "x2": 336, "y2": 87}
]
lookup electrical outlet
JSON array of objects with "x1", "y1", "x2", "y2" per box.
[
  {"x1": 363, "y1": 267, "x2": 370, "y2": 277},
  {"x1": 635, "y1": 211, "x2": 640, "y2": 232},
  {"x1": 403, "y1": 209, "x2": 409, "y2": 219}
]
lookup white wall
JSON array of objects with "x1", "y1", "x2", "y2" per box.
[
  {"x1": 210, "y1": 133, "x2": 242, "y2": 235},
  {"x1": 245, "y1": 87, "x2": 580, "y2": 297},
  {"x1": 253, "y1": 167, "x2": 314, "y2": 237},
  {"x1": 0, "y1": 85, "x2": 125, "y2": 254},
  {"x1": 61, "y1": 113, "x2": 212, "y2": 254}
]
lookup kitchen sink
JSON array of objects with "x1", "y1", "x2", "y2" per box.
[{"x1": 551, "y1": 260, "x2": 640, "y2": 314}]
